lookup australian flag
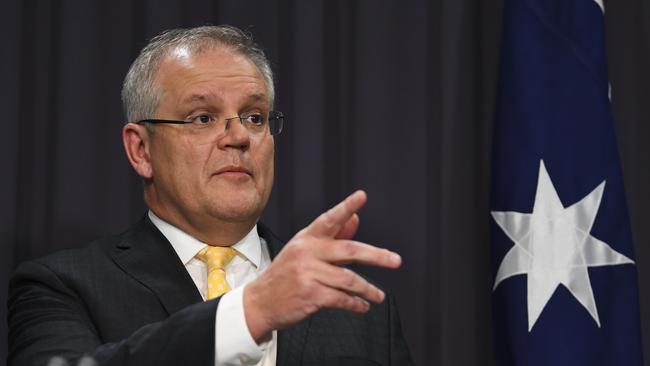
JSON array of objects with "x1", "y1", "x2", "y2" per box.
[{"x1": 490, "y1": 0, "x2": 644, "y2": 365}]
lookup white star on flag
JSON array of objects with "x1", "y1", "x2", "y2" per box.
[{"x1": 492, "y1": 160, "x2": 634, "y2": 331}]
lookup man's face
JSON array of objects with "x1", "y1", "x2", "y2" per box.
[{"x1": 146, "y1": 46, "x2": 274, "y2": 228}]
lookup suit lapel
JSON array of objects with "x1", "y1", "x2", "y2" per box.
[
  {"x1": 111, "y1": 219, "x2": 312, "y2": 362},
  {"x1": 257, "y1": 222, "x2": 284, "y2": 259},
  {"x1": 258, "y1": 223, "x2": 312, "y2": 365},
  {"x1": 111, "y1": 216, "x2": 203, "y2": 315}
]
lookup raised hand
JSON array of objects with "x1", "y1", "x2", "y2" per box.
[{"x1": 243, "y1": 190, "x2": 402, "y2": 342}]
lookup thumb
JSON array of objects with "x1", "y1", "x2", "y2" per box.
[{"x1": 306, "y1": 190, "x2": 367, "y2": 238}]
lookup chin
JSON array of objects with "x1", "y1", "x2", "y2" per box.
[
  {"x1": 202, "y1": 181, "x2": 271, "y2": 222},
  {"x1": 208, "y1": 195, "x2": 264, "y2": 223}
]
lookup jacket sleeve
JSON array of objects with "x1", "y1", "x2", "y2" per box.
[{"x1": 8, "y1": 260, "x2": 218, "y2": 366}]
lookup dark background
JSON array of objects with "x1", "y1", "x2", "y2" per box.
[{"x1": 1, "y1": 0, "x2": 649, "y2": 365}]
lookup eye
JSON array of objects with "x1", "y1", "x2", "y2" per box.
[
  {"x1": 189, "y1": 114, "x2": 215, "y2": 124},
  {"x1": 242, "y1": 113, "x2": 266, "y2": 126}
]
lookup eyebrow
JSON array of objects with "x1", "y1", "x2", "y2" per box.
[
  {"x1": 245, "y1": 93, "x2": 267, "y2": 103},
  {"x1": 180, "y1": 93, "x2": 268, "y2": 106},
  {"x1": 181, "y1": 93, "x2": 221, "y2": 105}
]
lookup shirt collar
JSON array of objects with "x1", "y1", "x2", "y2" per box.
[{"x1": 148, "y1": 211, "x2": 262, "y2": 268}]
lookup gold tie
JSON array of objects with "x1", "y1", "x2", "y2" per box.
[{"x1": 196, "y1": 246, "x2": 237, "y2": 299}]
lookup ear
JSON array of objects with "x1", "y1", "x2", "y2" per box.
[{"x1": 122, "y1": 123, "x2": 153, "y2": 179}]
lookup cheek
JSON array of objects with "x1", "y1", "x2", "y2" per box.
[
  {"x1": 256, "y1": 141, "x2": 275, "y2": 190},
  {"x1": 152, "y1": 138, "x2": 206, "y2": 187}
]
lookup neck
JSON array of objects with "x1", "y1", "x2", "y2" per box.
[{"x1": 145, "y1": 196, "x2": 256, "y2": 247}]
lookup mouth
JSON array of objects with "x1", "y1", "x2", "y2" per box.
[{"x1": 213, "y1": 165, "x2": 253, "y2": 178}]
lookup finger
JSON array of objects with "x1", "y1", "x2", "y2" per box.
[
  {"x1": 314, "y1": 286, "x2": 371, "y2": 313},
  {"x1": 318, "y1": 240, "x2": 402, "y2": 269},
  {"x1": 307, "y1": 190, "x2": 367, "y2": 238},
  {"x1": 335, "y1": 213, "x2": 359, "y2": 240},
  {"x1": 314, "y1": 263, "x2": 385, "y2": 303}
]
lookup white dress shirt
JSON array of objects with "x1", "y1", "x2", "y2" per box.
[{"x1": 148, "y1": 211, "x2": 277, "y2": 366}]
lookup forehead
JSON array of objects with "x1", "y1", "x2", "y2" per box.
[{"x1": 154, "y1": 46, "x2": 269, "y2": 108}]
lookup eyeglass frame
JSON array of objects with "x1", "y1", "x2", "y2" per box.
[{"x1": 134, "y1": 110, "x2": 284, "y2": 136}]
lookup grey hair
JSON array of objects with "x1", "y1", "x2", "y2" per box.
[{"x1": 121, "y1": 25, "x2": 275, "y2": 123}]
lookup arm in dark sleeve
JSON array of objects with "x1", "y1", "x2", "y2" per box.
[{"x1": 8, "y1": 260, "x2": 217, "y2": 366}]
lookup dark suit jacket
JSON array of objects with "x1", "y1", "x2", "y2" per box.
[{"x1": 8, "y1": 216, "x2": 413, "y2": 366}]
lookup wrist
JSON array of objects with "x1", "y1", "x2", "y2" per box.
[{"x1": 243, "y1": 282, "x2": 273, "y2": 343}]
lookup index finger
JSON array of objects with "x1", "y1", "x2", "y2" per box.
[
  {"x1": 320, "y1": 240, "x2": 402, "y2": 269},
  {"x1": 306, "y1": 190, "x2": 367, "y2": 238}
]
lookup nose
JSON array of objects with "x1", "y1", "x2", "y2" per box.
[{"x1": 218, "y1": 117, "x2": 250, "y2": 151}]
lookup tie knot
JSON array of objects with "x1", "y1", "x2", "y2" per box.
[{"x1": 196, "y1": 246, "x2": 237, "y2": 271}]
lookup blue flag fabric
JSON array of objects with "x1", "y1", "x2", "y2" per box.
[{"x1": 491, "y1": 0, "x2": 644, "y2": 365}]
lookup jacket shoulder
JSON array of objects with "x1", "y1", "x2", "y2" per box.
[{"x1": 11, "y1": 217, "x2": 154, "y2": 283}]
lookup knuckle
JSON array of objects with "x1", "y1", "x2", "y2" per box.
[
  {"x1": 336, "y1": 295, "x2": 351, "y2": 309},
  {"x1": 296, "y1": 227, "x2": 309, "y2": 236},
  {"x1": 287, "y1": 241, "x2": 309, "y2": 259},
  {"x1": 303, "y1": 303, "x2": 319, "y2": 316},
  {"x1": 321, "y1": 292, "x2": 339, "y2": 308},
  {"x1": 321, "y1": 210, "x2": 336, "y2": 229},
  {"x1": 341, "y1": 268, "x2": 357, "y2": 289},
  {"x1": 319, "y1": 292, "x2": 335, "y2": 308},
  {"x1": 300, "y1": 260, "x2": 317, "y2": 275},
  {"x1": 342, "y1": 241, "x2": 358, "y2": 257},
  {"x1": 300, "y1": 278, "x2": 317, "y2": 299},
  {"x1": 345, "y1": 296, "x2": 359, "y2": 309}
]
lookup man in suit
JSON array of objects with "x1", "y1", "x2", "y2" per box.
[{"x1": 8, "y1": 25, "x2": 413, "y2": 366}]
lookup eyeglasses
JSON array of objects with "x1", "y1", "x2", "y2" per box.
[{"x1": 136, "y1": 110, "x2": 284, "y2": 136}]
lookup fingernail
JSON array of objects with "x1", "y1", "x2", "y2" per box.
[
  {"x1": 378, "y1": 289, "x2": 385, "y2": 302},
  {"x1": 391, "y1": 253, "x2": 401, "y2": 265}
]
